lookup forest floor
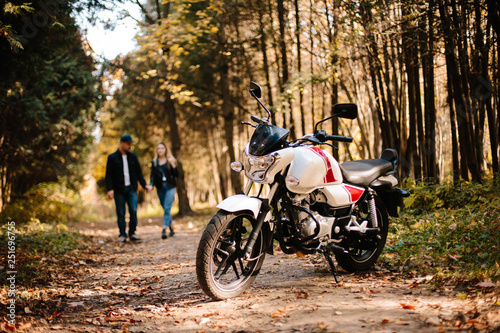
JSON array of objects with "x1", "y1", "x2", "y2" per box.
[{"x1": 6, "y1": 210, "x2": 500, "y2": 333}]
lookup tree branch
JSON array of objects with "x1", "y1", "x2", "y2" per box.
[{"x1": 134, "y1": 0, "x2": 155, "y2": 25}]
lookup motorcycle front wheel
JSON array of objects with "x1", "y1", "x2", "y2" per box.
[
  {"x1": 334, "y1": 196, "x2": 389, "y2": 272},
  {"x1": 196, "y1": 210, "x2": 266, "y2": 300}
]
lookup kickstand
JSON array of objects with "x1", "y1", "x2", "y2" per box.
[{"x1": 323, "y1": 251, "x2": 339, "y2": 283}]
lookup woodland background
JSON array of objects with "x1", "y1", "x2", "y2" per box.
[{"x1": 1, "y1": 0, "x2": 499, "y2": 219}]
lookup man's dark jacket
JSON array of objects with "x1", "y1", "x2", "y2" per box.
[{"x1": 105, "y1": 149, "x2": 147, "y2": 193}]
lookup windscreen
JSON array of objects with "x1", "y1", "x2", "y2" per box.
[{"x1": 248, "y1": 124, "x2": 290, "y2": 156}]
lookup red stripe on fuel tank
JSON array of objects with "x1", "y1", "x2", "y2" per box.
[
  {"x1": 308, "y1": 147, "x2": 336, "y2": 183},
  {"x1": 343, "y1": 184, "x2": 364, "y2": 202}
]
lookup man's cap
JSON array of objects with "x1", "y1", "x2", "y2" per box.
[{"x1": 120, "y1": 134, "x2": 133, "y2": 143}]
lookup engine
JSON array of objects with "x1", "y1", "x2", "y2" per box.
[{"x1": 292, "y1": 195, "x2": 336, "y2": 243}]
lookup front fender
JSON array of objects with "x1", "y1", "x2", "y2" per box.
[{"x1": 216, "y1": 194, "x2": 263, "y2": 219}]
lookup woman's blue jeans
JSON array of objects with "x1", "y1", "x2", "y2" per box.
[
  {"x1": 114, "y1": 186, "x2": 138, "y2": 237},
  {"x1": 157, "y1": 186, "x2": 176, "y2": 228}
]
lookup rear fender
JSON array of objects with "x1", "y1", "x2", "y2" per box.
[{"x1": 370, "y1": 176, "x2": 410, "y2": 217}]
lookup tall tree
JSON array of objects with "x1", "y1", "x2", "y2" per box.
[
  {"x1": 0, "y1": 0, "x2": 101, "y2": 209},
  {"x1": 277, "y1": 0, "x2": 296, "y2": 139},
  {"x1": 421, "y1": 0, "x2": 439, "y2": 181}
]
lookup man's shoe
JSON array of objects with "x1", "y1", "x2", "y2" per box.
[
  {"x1": 129, "y1": 234, "x2": 141, "y2": 241},
  {"x1": 169, "y1": 228, "x2": 175, "y2": 237},
  {"x1": 161, "y1": 229, "x2": 168, "y2": 240},
  {"x1": 118, "y1": 235, "x2": 127, "y2": 243}
]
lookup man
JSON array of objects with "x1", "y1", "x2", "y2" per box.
[{"x1": 105, "y1": 134, "x2": 152, "y2": 242}]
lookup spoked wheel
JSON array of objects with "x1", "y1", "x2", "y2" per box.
[
  {"x1": 196, "y1": 211, "x2": 266, "y2": 300},
  {"x1": 334, "y1": 197, "x2": 389, "y2": 272}
]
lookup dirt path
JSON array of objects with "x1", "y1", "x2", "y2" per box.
[{"x1": 14, "y1": 213, "x2": 500, "y2": 332}]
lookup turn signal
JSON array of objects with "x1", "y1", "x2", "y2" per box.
[
  {"x1": 230, "y1": 162, "x2": 244, "y2": 173},
  {"x1": 285, "y1": 175, "x2": 300, "y2": 186}
]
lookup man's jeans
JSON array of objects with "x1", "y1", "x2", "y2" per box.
[
  {"x1": 157, "y1": 187, "x2": 176, "y2": 228},
  {"x1": 114, "y1": 186, "x2": 138, "y2": 237}
]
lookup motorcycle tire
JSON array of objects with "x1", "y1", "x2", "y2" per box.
[
  {"x1": 334, "y1": 196, "x2": 389, "y2": 272},
  {"x1": 196, "y1": 210, "x2": 266, "y2": 300}
]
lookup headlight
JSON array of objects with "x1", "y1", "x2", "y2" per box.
[
  {"x1": 243, "y1": 148, "x2": 278, "y2": 182},
  {"x1": 230, "y1": 162, "x2": 243, "y2": 173}
]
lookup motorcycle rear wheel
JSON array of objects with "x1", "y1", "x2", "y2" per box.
[
  {"x1": 334, "y1": 197, "x2": 388, "y2": 272},
  {"x1": 196, "y1": 210, "x2": 266, "y2": 300}
]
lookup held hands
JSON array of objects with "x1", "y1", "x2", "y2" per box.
[{"x1": 108, "y1": 187, "x2": 153, "y2": 199}]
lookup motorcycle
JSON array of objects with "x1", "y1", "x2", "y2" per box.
[{"x1": 196, "y1": 82, "x2": 410, "y2": 300}]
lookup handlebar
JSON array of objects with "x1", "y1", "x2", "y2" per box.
[
  {"x1": 251, "y1": 115, "x2": 268, "y2": 124},
  {"x1": 325, "y1": 135, "x2": 353, "y2": 143},
  {"x1": 290, "y1": 132, "x2": 353, "y2": 148}
]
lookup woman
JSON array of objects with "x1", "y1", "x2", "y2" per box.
[{"x1": 150, "y1": 142, "x2": 178, "y2": 239}]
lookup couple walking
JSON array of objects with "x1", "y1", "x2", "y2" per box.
[{"x1": 105, "y1": 134, "x2": 178, "y2": 242}]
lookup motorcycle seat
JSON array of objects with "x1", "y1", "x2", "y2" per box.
[{"x1": 340, "y1": 159, "x2": 394, "y2": 187}]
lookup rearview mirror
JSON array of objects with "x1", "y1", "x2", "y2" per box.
[
  {"x1": 334, "y1": 103, "x2": 357, "y2": 119},
  {"x1": 250, "y1": 82, "x2": 262, "y2": 98}
]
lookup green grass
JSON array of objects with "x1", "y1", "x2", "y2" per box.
[
  {"x1": 381, "y1": 176, "x2": 500, "y2": 283},
  {"x1": 0, "y1": 221, "x2": 88, "y2": 288}
]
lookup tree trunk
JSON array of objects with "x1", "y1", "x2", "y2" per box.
[
  {"x1": 449, "y1": 0, "x2": 482, "y2": 181},
  {"x1": 438, "y1": 0, "x2": 472, "y2": 181},
  {"x1": 324, "y1": 0, "x2": 339, "y2": 159},
  {"x1": 421, "y1": 0, "x2": 438, "y2": 182},
  {"x1": 309, "y1": 0, "x2": 315, "y2": 129},
  {"x1": 163, "y1": 90, "x2": 193, "y2": 216},
  {"x1": 294, "y1": 0, "x2": 305, "y2": 137},
  {"x1": 219, "y1": 16, "x2": 243, "y2": 195},
  {"x1": 277, "y1": 0, "x2": 295, "y2": 138},
  {"x1": 402, "y1": 2, "x2": 421, "y2": 180},
  {"x1": 446, "y1": 66, "x2": 460, "y2": 183},
  {"x1": 258, "y1": 0, "x2": 275, "y2": 124}
]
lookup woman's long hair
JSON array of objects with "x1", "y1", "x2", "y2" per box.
[{"x1": 155, "y1": 142, "x2": 177, "y2": 166}]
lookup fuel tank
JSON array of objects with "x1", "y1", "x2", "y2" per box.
[{"x1": 286, "y1": 147, "x2": 343, "y2": 193}]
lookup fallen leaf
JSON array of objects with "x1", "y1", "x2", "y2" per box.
[
  {"x1": 382, "y1": 318, "x2": 391, "y2": 323},
  {"x1": 426, "y1": 317, "x2": 440, "y2": 326},
  {"x1": 401, "y1": 303, "x2": 416, "y2": 310},
  {"x1": 203, "y1": 311, "x2": 220, "y2": 317},
  {"x1": 77, "y1": 290, "x2": 94, "y2": 296},
  {"x1": 271, "y1": 305, "x2": 295, "y2": 318},
  {"x1": 5, "y1": 323, "x2": 16, "y2": 331},
  {"x1": 67, "y1": 301, "x2": 85, "y2": 308},
  {"x1": 271, "y1": 308, "x2": 287, "y2": 318},
  {"x1": 477, "y1": 280, "x2": 496, "y2": 288},
  {"x1": 487, "y1": 311, "x2": 500, "y2": 324},
  {"x1": 297, "y1": 291, "x2": 310, "y2": 299},
  {"x1": 198, "y1": 317, "x2": 210, "y2": 325}
]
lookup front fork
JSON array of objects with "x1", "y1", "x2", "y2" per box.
[{"x1": 243, "y1": 182, "x2": 278, "y2": 259}]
